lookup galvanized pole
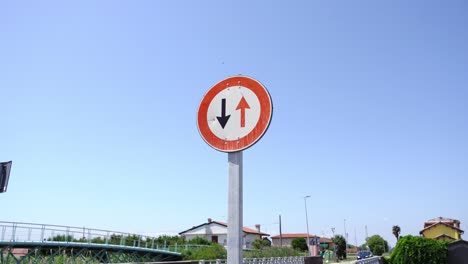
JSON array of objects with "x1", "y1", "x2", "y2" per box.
[
  {"x1": 228, "y1": 151, "x2": 243, "y2": 264},
  {"x1": 304, "y1": 196, "x2": 311, "y2": 256}
]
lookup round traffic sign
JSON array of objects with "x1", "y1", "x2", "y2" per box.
[{"x1": 197, "y1": 76, "x2": 273, "y2": 152}]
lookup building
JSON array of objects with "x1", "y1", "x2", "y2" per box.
[
  {"x1": 270, "y1": 233, "x2": 333, "y2": 250},
  {"x1": 179, "y1": 218, "x2": 269, "y2": 249},
  {"x1": 448, "y1": 239, "x2": 468, "y2": 264},
  {"x1": 420, "y1": 217, "x2": 464, "y2": 241}
]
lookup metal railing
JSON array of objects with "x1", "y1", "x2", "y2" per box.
[
  {"x1": 0, "y1": 221, "x2": 202, "y2": 252},
  {"x1": 355, "y1": 256, "x2": 381, "y2": 264},
  {"x1": 197, "y1": 257, "x2": 305, "y2": 264}
]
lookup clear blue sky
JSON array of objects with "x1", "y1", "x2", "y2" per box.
[{"x1": 1, "y1": 0, "x2": 467, "y2": 247}]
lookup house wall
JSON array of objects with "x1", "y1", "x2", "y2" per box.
[
  {"x1": 181, "y1": 223, "x2": 262, "y2": 249},
  {"x1": 244, "y1": 234, "x2": 263, "y2": 249},
  {"x1": 184, "y1": 234, "x2": 228, "y2": 246},
  {"x1": 182, "y1": 224, "x2": 227, "y2": 236},
  {"x1": 271, "y1": 237, "x2": 295, "y2": 247},
  {"x1": 271, "y1": 237, "x2": 334, "y2": 252},
  {"x1": 423, "y1": 225, "x2": 461, "y2": 240},
  {"x1": 184, "y1": 234, "x2": 260, "y2": 249}
]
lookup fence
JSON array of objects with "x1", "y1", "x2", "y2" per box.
[
  {"x1": 355, "y1": 256, "x2": 381, "y2": 264},
  {"x1": 195, "y1": 257, "x2": 305, "y2": 264},
  {"x1": 0, "y1": 221, "x2": 203, "y2": 252}
]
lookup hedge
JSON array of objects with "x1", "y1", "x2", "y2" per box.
[{"x1": 390, "y1": 235, "x2": 448, "y2": 264}]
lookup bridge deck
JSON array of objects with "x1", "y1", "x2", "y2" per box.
[
  {"x1": 0, "y1": 241, "x2": 182, "y2": 262},
  {"x1": 0, "y1": 221, "x2": 184, "y2": 263}
]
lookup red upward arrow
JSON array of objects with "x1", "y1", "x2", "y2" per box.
[{"x1": 236, "y1": 96, "x2": 250, "y2": 128}]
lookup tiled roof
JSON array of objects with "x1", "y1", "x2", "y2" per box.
[
  {"x1": 424, "y1": 217, "x2": 460, "y2": 228},
  {"x1": 179, "y1": 220, "x2": 269, "y2": 236},
  {"x1": 427, "y1": 217, "x2": 458, "y2": 222},
  {"x1": 434, "y1": 234, "x2": 456, "y2": 240},
  {"x1": 320, "y1": 237, "x2": 333, "y2": 243},
  {"x1": 270, "y1": 233, "x2": 314, "y2": 239},
  {"x1": 214, "y1": 221, "x2": 269, "y2": 236},
  {"x1": 270, "y1": 234, "x2": 333, "y2": 243}
]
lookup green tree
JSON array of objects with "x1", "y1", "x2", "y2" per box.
[
  {"x1": 91, "y1": 236, "x2": 105, "y2": 244},
  {"x1": 108, "y1": 234, "x2": 123, "y2": 245},
  {"x1": 332, "y1": 235, "x2": 347, "y2": 259},
  {"x1": 156, "y1": 235, "x2": 185, "y2": 245},
  {"x1": 124, "y1": 234, "x2": 141, "y2": 247},
  {"x1": 291, "y1": 237, "x2": 308, "y2": 251},
  {"x1": 47, "y1": 234, "x2": 74, "y2": 242},
  {"x1": 188, "y1": 236, "x2": 212, "y2": 245},
  {"x1": 366, "y1": 235, "x2": 388, "y2": 256},
  {"x1": 390, "y1": 235, "x2": 448, "y2": 264},
  {"x1": 392, "y1": 225, "x2": 401, "y2": 241},
  {"x1": 252, "y1": 238, "x2": 271, "y2": 250}
]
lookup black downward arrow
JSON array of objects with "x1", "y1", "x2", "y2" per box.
[{"x1": 216, "y1": 98, "x2": 230, "y2": 129}]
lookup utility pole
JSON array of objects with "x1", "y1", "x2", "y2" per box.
[
  {"x1": 354, "y1": 228, "x2": 357, "y2": 249},
  {"x1": 279, "y1": 215, "x2": 283, "y2": 247},
  {"x1": 365, "y1": 225, "x2": 369, "y2": 249},
  {"x1": 344, "y1": 219, "x2": 348, "y2": 256},
  {"x1": 304, "y1": 196, "x2": 311, "y2": 256},
  {"x1": 331, "y1": 227, "x2": 337, "y2": 261}
]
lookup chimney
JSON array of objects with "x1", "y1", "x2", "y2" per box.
[
  {"x1": 255, "y1": 224, "x2": 261, "y2": 232},
  {"x1": 208, "y1": 218, "x2": 212, "y2": 223}
]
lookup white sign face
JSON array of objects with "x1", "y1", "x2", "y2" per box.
[
  {"x1": 207, "y1": 86, "x2": 261, "y2": 141},
  {"x1": 197, "y1": 76, "x2": 272, "y2": 152}
]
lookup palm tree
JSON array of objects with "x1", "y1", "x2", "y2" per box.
[{"x1": 392, "y1": 225, "x2": 401, "y2": 241}]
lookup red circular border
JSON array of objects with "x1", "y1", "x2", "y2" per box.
[{"x1": 197, "y1": 76, "x2": 272, "y2": 152}]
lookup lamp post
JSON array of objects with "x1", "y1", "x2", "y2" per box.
[{"x1": 304, "y1": 195, "x2": 311, "y2": 256}]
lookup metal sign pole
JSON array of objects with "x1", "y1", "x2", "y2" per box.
[{"x1": 228, "y1": 151, "x2": 243, "y2": 264}]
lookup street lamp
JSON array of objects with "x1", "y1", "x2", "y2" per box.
[
  {"x1": 0, "y1": 161, "x2": 12, "y2": 193},
  {"x1": 304, "y1": 195, "x2": 311, "y2": 256}
]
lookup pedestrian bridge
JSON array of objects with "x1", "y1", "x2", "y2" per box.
[{"x1": 0, "y1": 221, "x2": 186, "y2": 263}]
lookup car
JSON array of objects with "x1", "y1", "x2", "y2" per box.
[{"x1": 357, "y1": 250, "x2": 373, "y2": 259}]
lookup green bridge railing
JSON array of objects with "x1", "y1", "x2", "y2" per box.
[
  {"x1": 0, "y1": 221, "x2": 203, "y2": 252},
  {"x1": 0, "y1": 221, "x2": 209, "y2": 263}
]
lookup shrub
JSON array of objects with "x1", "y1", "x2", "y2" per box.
[
  {"x1": 381, "y1": 256, "x2": 391, "y2": 264},
  {"x1": 252, "y1": 238, "x2": 271, "y2": 250},
  {"x1": 185, "y1": 244, "x2": 226, "y2": 260},
  {"x1": 291, "y1": 238, "x2": 308, "y2": 251},
  {"x1": 390, "y1": 235, "x2": 448, "y2": 264},
  {"x1": 243, "y1": 246, "x2": 299, "y2": 258},
  {"x1": 188, "y1": 236, "x2": 212, "y2": 245}
]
